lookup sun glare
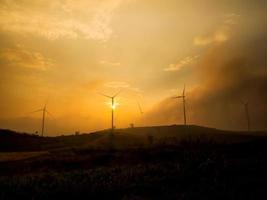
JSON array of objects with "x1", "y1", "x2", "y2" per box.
[{"x1": 111, "y1": 102, "x2": 119, "y2": 110}]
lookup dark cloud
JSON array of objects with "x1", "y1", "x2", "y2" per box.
[{"x1": 142, "y1": 29, "x2": 267, "y2": 131}]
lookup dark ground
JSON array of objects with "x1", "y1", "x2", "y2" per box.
[{"x1": 0, "y1": 125, "x2": 267, "y2": 200}]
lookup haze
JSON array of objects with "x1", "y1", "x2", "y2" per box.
[{"x1": 1, "y1": 0, "x2": 267, "y2": 135}]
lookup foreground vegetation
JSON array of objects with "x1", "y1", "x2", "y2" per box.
[{"x1": 1, "y1": 126, "x2": 267, "y2": 199}]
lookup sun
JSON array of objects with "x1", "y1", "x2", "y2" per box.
[{"x1": 111, "y1": 102, "x2": 119, "y2": 110}]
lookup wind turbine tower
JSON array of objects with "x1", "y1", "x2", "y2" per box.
[
  {"x1": 173, "y1": 85, "x2": 187, "y2": 125},
  {"x1": 241, "y1": 99, "x2": 250, "y2": 131}
]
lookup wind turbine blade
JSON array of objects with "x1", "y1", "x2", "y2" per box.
[
  {"x1": 137, "y1": 101, "x2": 143, "y2": 114},
  {"x1": 113, "y1": 89, "x2": 122, "y2": 98},
  {"x1": 183, "y1": 84, "x2": 186, "y2": 96},
  {"x1": 99, "y1": 93, "x2": 112, "y2": 98},
  {"x1": 172, "y1": 96, "x2": 183, "y2": 99},
  {"x1": 28, "y1": 109, "x2": 43, "y2": 114},
  {"x1": 44, "y1": 97, "x2": 49, "y2": 107},
  {"x1": 46, "y1": 110, "x2": 54, "y2": 118}
]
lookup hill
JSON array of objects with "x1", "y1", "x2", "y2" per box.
[
  {"x1": 1, "y1": 126, "x2": 267, "y2": 199},
  {"x1": 1, "y1": 125, "x2": 267, "y2": 152}
]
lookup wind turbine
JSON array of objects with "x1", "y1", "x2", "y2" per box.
[
  {"x1": 100, "y1": 90, "x2": 121, "y2": 131},
  {"x1": 29, "y1": 103, "x2": 53, "y2": 137},
  {"x1": 172, "y1": 84, "x2": 187, "y2": 125},
  {"x1": 240, "y1": 99, "x2": 250, "y2": 131}
]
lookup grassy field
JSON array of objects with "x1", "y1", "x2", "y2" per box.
[
  {"x1": 0, "y1": 126, "x2": 267, "y2": 199},
  {"x1": 0, "y1": 151, "x2": 48, "y2": 162}
]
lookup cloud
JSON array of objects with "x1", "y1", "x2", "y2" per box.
[
  {"x1": 99, "y1": 60, "x2": 121, "y2": 67},
  {"x1": 164, "y1": 55, "x2": 199, "y2": 71},
  {"x1": 104, "y1": 81, "x2": 130, "y2": 88},
  {"x1": 223, "y1": 13, "x2": 241, "y2": 25},
  {"x1": 0, "y1": 45, "x2": 54, "y2": 71},
  {"x1": 143, "y1": 29, "x2": 267, "y2": 131},
  {"x1": 0, "y1": 0, "x2": 125, "y2": 41},
  {"x1": 194, "y1": 26, "x2": 230, "y2": 46},
  {"x1": 82, "y1": 79, "x2": 105, "y2": 91},
  {"x1": 194, "y1": 13, "x2": 240, "y2": 46},
  {"x1": 102, "y1": 81, "x2": 143, "y2": 101}
]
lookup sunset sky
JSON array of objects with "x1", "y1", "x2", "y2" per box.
[{"x1": 1, "y1": 0, "x2": 267, "y2": 135}]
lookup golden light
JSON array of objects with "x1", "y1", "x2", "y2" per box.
[{"x1": 111, "y1": 102, "x2": 119, "y2": 110}]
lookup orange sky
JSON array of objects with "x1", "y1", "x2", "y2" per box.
[{"x1": 1, "y1": 0, "x2": 267, "y2": 135}]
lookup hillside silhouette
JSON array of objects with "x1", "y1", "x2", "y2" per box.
[
  {"x1": 1, "y1": 125, "x2": 267, "y2": 151},
  {"x1": 1, "y1": 125, "x2": 267, "y2": 199}
]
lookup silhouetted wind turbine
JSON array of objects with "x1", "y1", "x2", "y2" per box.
[
  {"x1": 29, "y1": 102, "x2": 53, "y2": 137},
  {"x1": 137, "y1": 101, "x2": 144, "y2": 114},
  {"x1": 100, "y1": 90, "x2": 121, "y2": 131},
  {"x1": 172, "y1": 84, "x2": 187, "y2": 125},
  {"x1": 240, "y1": 99, "x2": 250, "y2": 131}
]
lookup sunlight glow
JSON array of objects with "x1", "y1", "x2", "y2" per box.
[{"x1": 111, "y1": 102, "x2": 119, "y2": 110}]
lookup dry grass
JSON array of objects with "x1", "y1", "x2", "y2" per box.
[{"x1": 0, "y1": 151, "x2": 49, "y2": 162}]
